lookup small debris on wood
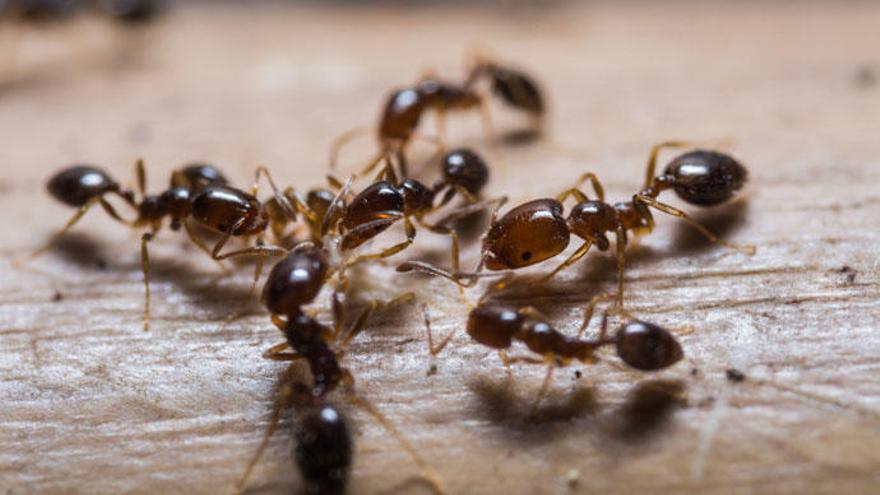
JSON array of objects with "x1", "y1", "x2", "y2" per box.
[
  {"x1": 725, "y1": 368, "x2": 746, "y2": 383},
  {"x1": 51, "y1": 291, "x2": 63, "y2": 302}
]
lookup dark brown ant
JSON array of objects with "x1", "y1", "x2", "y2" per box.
[
  {"x1": 399, "y1": 142, "x2": 755, "y2": 307},
  {"x1": 235, "y1": 244, "x2": 444, "y2": 494},
  {"x1": 35, "y1": 160, "x2": 309, "y2": 329},
  {"x1": 423, "y1": 290, "x2": 683, "y2": 408},
  {"x1": 329, "y1": 72, "x2": 494, "y2": 179}
]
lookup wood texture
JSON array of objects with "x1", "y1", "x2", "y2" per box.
[{"x1": 2, "y1": 2, "x2": 879, "y2": 494}]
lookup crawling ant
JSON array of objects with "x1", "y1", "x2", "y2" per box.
[
  {"x1": 235, "y1": 244, "x2": 444, "y2": 494},
  {"x1": 35, "y1": 160, "x2": 309, "y2": 329},
  {"x1": 399, "y1": 142, "x2": 755, "y2": 307},
  {"x1": 329, "y1": 75, "x2": 490, "y2": 180},
  {"x1": 423, "y1": 290, "x2": 683, "y2": 407}
]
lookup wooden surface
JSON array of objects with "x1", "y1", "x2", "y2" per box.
[{"x1": 2, "y1": 2, "x2": 880, "y2": 494}]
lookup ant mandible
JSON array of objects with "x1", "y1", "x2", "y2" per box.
[
  {"x1": 399, "y1": 142, "x2": 756, "y2": 308},
  {"x1": 235, "y1": 244, "x2": 444, "y2": 494},
  {"x1": 422, "y1": 288, "x2": 684, "y2": 408},
  {"x1": 35, "y1": 160, "x2": 314, "y2": 329}
]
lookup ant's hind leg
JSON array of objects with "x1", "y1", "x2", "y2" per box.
[
  {"x1": 140, "y1": 232, "x2": 154, "y2": 331},
  {"x1": 347, "y1": 393, "x2": 447, "y2": 494},
  {"x1": 421, "y1": 304, "x2": 456, "y2": 356},
  {"x1": 182, "y1": 220, "x2": 229, "y2": 274},
  {"x1": 30, "y1": 196, "x2": 119, "y2": 259},
  {"x1": 536, "y1": 239, "x2": 594, "y2": 284},
  {"x1": 614, "y1": 226, "x2": 628, "y2": 308},
  {"x1": 234, "y1": 374, "x2": 300, "y2": 495},
  {"x1": 348, "y1": 217, "x2": 416, "y2": 265},
  {"x1": 634, "y1": 195, "x2": 756, "y2": 254},
  {"x1": 329, "y1": 126, "x2": 371, "y2": 172}
]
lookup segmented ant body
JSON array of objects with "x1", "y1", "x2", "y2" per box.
[
  {"x1": 399, "y1": 142, "x2": 755, "y2": 307},
  {"x1": 37, "y1": 161, "x2": 310, "y2": 329},
  {"x1": 423, "y1": 291, "x2": 684, "y2": 407},
  {"x1": 235, "y1": 244, "x2": 443, "y2": 494}
]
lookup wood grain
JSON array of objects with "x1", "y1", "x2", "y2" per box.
[{"x1": 1, "y1": 2, "x2": 879, "y2": 494}]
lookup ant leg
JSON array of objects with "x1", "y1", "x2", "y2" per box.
[
  {"x1": 393, "y1": 147, "x2": 410, "y2": 179},
  {"x1": 347, "y1": 393, "x2": 446, "y2": 494},
  {"x1": 235, "y1": 373, "x2": 300, "y2": 495},
  {"x1": 614, "y1": 226, "x2": 628, "y2": 308},
  {"x1": 576, "y1": 293, "x2": 615, "y2": 339},
  {"x1": 348, "y1": 216, "x2": 416, "y2": 265},
  {"x1": 182, "y1": 220, "x2": 229, "y2": 273},
  {"x1": 339, "y1": 292, "x2": 416, "y2": 351},
  {"x1": 498, "y1": 352, "x2": 544, "y2": 366},
  {"x1": 329, "y1": 126, "x2": 371, "y2": 172},
  {"x1": 321, "y1": 174, "x2": 355, "y2": 236},
  {"x1": 395, "y1": 260, "x2": 479, "y2": 289},
  {"x1": 134, "y1": 158, "x2": 146, "y2": 198},
  {"x1": 221, "y1": 239, "x2": 271, "y2": 324},
  {"x1": 140, "y1": 232, "x2": 154, "y2": 331},
  {"x1": 634, "y1": 195, "x2": 756, "y2": 254},
  {"x1": 262, "y1": 342, "x2": 306, "y2": 362},
  {"x1": 30, "y1": 196, "x2": 124, "y2": 259},
  {"x1": 428, "y1": 195, "x2": 507, "y2": 228},
  {"x1": 361, "y1": 148, "x2": 391, "y2": 178},
  {"x1": 556, "y1": 172, "x2": 605, "y2": 203},
  {"x1": 252, "y1": 166, "x2": 302, "y2": 222},
  {"x1": 422, "y1": 304, "x2": 456, "y2": 356},
  {"x1": 538, "y1": 239, "x2": 594, "y2": 283},
  {"x1": 531, "y1": 365, "x2": 556, "y2": 413}
]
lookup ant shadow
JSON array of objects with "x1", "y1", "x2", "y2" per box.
[
  {"x1": 598, "y1": 379, "x2": 686, "y2": 446},
  {"x1": 51, "y1": 231, "x2": 261, "y2": 321},
  {"x1": 467, "y1": 373, "x2": 599, "y2": 445},
  {"x1": 469, "y1": 374, "x2": 686, "y2": 450},
  {"x1": 670, "y1": 198, "x2": 750, "y2": 255}
]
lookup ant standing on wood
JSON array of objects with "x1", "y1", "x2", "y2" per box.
[
  {"x1": 235, "y1": 244, "x2": 445, "y2": 495},
  {"x1": 35, "y1": 160, "x2": 313, "y2": 329},
  {"x1": 422, "y1": 286, "x2": 683, "y2": 409},
  {"x1": 399, "y1": 142, "x2": 755, "y2": 308}
]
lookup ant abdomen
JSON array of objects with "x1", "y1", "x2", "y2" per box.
[
  {"x1": 488, "y1": 65, "x2": 544, "y2": 117},
  {"x1": 47, "y1": 165, "x2": 128, "y2": 207},
  {"x1": 262, "y1": 247, "x2": 329, "y2": 315},
  {"x1": 295, "y1": 405, "x2": 352, "y2": 495},
  {"x1": 664, "y1": 150, "x2": 747, "y2": 206},
  {"x1": 190, "y1": 185, "x2": 268, "y2": 235},
  {"x1": 615, "y1": 320, "x2": 683, "y2": 371},
  {"x1": 482, "y1": 199, "x2": 569, "y2": 270}
]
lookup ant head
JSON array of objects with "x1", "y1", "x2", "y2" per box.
[
  {"x1": 482, "y1": 199, "x2": 570, "y2": 270},
  {"x1": 441, "y1": 148, "x2": 489, "y2": 196},
  {"x1": 379, "y1": 88, "x2": 424, "y2": 143},
  {"x1": 664, "y1": 150, "x2": 747, "y2": 206},
  {"x1": 467, "y1": 303, "x2": 523, "y2": 349},
  {"x1": 615, "y1": 320, "x2": 683, "y2": 371},
  {"x1": 567, "y1": 200, "x2": 616, "y2": 247},
  {"x1": 399, "y1": 179, "x2": 434, "y2": 217},
  {"x1": 261, "y1": 246, "x2": 329, "y2": 315}
]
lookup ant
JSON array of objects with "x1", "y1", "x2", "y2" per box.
[
  {"x1": 330, "y1": 54, "x2": 543, "y2": 179},
  {"x1": 398, "y1": 142, "x2": 756, "y2": 308},
  {"x1": 422, "y1": 288, "x2": 684, "y2": 408},
  {"x1": 321, "y1": 149, "x2": 500, "y2": 275},
  {"x1": 35, "y1": 160, "x2": 312, "y2": 330},
  {"x1": 235, "y1": 244, "x2": 444, "y2": 494}
]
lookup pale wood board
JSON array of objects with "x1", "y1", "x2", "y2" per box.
[{"x1": 1, "y1": 2, "x2": 879, "y2": 494}]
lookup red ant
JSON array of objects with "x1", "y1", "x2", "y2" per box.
[
  {"x1": 235, "y1": 244, "x2": 445, "y2": 494},
  {"x1": 422, "y1": 287, "x2": 683, "y2": 409},
  {"x1": 398, "y1": 142, "x2": 756, "y2": 308},
  {"x1": 35, "y1": 160, "x2": 313, "y2": 330}
]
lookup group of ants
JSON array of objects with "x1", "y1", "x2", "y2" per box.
[{"x1": 31, "y1": 55, "x2": 755, "y2": 495}]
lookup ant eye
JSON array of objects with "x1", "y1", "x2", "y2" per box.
[{"x1": 521, "y1": 251, "x2": 532, "y2": 261}]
